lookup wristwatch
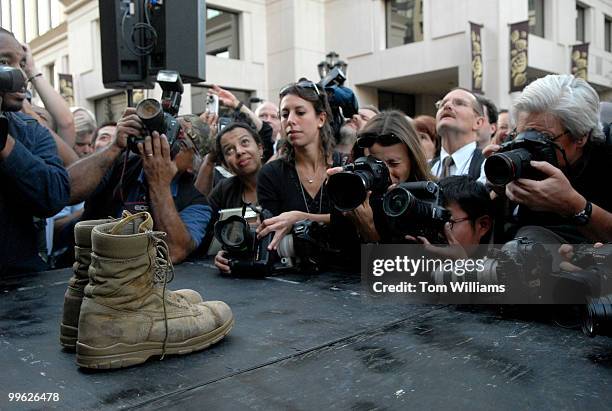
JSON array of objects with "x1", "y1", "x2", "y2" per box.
[{"x1": 571, "y1": 200, "x2": 592, "y2": 226}]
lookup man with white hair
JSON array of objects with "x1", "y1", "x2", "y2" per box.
[{"x1": 486, "y1": 74, "x2": 612, "y2": 246}]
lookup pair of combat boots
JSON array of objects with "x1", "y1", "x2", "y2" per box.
[{"x1": 59, "y1": 212, "x2": 234, "y2": 369}]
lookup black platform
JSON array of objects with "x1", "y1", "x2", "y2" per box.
[{"x1": 1, "y1": 260, "x2": 611, "y2": 410}]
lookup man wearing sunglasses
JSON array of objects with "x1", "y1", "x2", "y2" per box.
[
  {"x1": 485, "y1": 74, "x2": 612, "y2": 248},
  {"x1": 432, "y1": 88, "x2": 487, "y2": 183}
]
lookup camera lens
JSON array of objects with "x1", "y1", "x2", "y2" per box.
[
  {"x1": 484, "y1": 154, "x2": 516, "y2": 186},
  {"x1": 136, "y1": 99, "x2": 165, "y2": 133},
  {"x1": 327, "y1": 172, "x2": 369, "y2": 212},
  {"x1": 220, "y1": 220, "x2": 247, "y2": 247},
  {"x1": 383, "y1": 186, "x2": 415, "y2": 217},
  {"x1": 582, "y1": 295, "x2": 612, "y2": 337}
]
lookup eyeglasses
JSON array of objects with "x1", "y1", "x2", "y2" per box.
[
  {"x1": 435, "y1": 97, "x2": 482, "y2": 116},
  {"x1": 356, "y1": 132, "x2": 401, "y2": 148},
  {"x1": 279, "y1": 80, "x2": 321, "y2": 98},
  {"x1": 448, "y1": 217, "x2": 470, "y2": 230}
]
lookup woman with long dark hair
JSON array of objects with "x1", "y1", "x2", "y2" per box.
[{"x1": 256, "y1": 79, "x2": 339, "y2": 250}]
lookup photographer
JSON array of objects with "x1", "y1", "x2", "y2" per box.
[
  {"x1": 328, "y1": 111, "x2": 433, "y2": 243},
  {"x1": 406, "y1": 176, "x2": 493, "y2": 258},
  {"x1": 69, "y1": 108, "x2": 212, "y2": 264},
  {"x1": 484, "y1": 74, "x2": 612, "y2": 246},
  {"x1": 256, "y1": 79, "x2": 340, "y2": 250},
  {"x1": 211, "y1": 122, "x2": 265, "y2": 274},
  {"x1": 0, "y1": 28, "x2": 70, "y2": 274}
]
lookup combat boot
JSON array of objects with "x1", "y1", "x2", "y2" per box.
[
  {"x1": 76, "y1": 212, "x2": 233, "y2": 369},
  {"x1": 60, "y1": 218, "x2": 114, "y2": 349},
  {"x1": 60, "y1": 216, "x2": 203, "y2": 350}
]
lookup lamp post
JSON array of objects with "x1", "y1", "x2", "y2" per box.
[{"x1": 317, "y1": 51, "x2": 348, "y2": 80}]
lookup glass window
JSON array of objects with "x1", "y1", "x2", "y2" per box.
[
  {"x1": 605, "y1": 17, "x2": 611, "y2": 52},
  {"x1": 206, "y1": 7, "x2": 240, "y2": 60},
  {"x1": 386, "y1": 0, "x2": 423, "y2": 49},
  {"x1": 528, "y1": 0, "x2": 545, "y2": 38},
  {"x1": 576, "y1": 4, "x2": 586, "y2": 43}
]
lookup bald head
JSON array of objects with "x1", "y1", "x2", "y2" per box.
[{"x1": 255, "y1": 101, "x2": 281, "y2": 138}]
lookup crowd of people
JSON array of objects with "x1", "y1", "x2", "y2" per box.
[{"x1": 1, "y1": 25, "x2": 612, "y2": 278}]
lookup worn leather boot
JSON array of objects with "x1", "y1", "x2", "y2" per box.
[
  {"x1": 76, "y1": 212, "x2": 233, "y2": 369},
  {"x1": 60, "y1": 216, "x2": 203, "y2": 350},
  {"x1": 60, "y1": 218, "x2": 114, "y2": 349}
]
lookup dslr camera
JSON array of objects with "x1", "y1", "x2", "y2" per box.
[
  {"x1": 327, "y1": 156, "x2": 391, "y2": 212},
  {"x1": 484, "y1": 129, "x2": 559, "y2": 186},
  {"x1": 277, "y1": 219, "x2": 337, "y2": 270},
  {"x1": 383, "y1": 181, "x2": 450, "y2": 243},
  {"x1": 131, "y1": 70, "x2": 183, "y2": 156},
  {"x1": 214, "y1": 207, "x2": 275, "y2": 276}
]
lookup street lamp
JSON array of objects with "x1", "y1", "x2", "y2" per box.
[{"x1": 317, "y1": 51, "x2": 348, "y2": 79}]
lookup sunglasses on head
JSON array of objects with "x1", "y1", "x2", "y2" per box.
[
  {"x1": 356, "y1": 133, "x2": 401, "y2": 148},
  {"x1": 279, "y1": 80, "x2": 321, "y2": 98}
]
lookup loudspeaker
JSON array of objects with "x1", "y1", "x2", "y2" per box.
[
  {"x1": 148, "y1": 0, "x2": 206, "y2": 83},
  {"x1": 99, "y1": 0, "x2": 152, "y2": 89},
  {"x1": 99, "y1": 0, "x2": 206, "y2": 89}
]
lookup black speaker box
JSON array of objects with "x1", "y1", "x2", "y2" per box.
[
  {"x1": 99, "y1": 0, "x2": 206, "y2": 89},
  {"x1": 147, "y1": 0, "x2": 206, "y2": 83},
  {"x1": 99, "y1": 0, "x2": 152, "y2": 88}
]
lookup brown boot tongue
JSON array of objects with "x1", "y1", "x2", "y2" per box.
[{"x1": 110, "y1": 212, "x2": 154, "y2": 235}]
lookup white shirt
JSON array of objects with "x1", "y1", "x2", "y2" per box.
[{"x1": 431, "y1": 141, "x2": 487, "y2": 184}]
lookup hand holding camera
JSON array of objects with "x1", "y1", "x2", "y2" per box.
[
  {"x1": 505, "y1": 160, "x2": 585, "y2": 217},
  {"x1": 137, "y1": 131, "x2": 177, "y2": 188}
]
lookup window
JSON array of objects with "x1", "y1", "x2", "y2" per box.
[
  {"x1": 576, "y1": 4, "x2": 586, "y2": 43},
  {"x1": 378, "y1": 90, "x2": 416, "y2": 117},
  {"x1": 206, "y1": 7, "x2": 240, "y2": 59},
  {"x1": 605, "y1": 17, "x2": 611, "y2": 52},
  {"x1": 386, "y1": 0, "x2": 423, "y2": 49},
  {"x1": 45, "y1": 62, "x2": 55, "y2": 88},
  {"x1": 528, "y1": 0, "x2": 545, "y2": 37}
]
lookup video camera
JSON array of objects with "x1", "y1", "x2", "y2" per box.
[
  {"x1": 383, "y1": 181, "x2": 450, "y2": 244},
  {"x1": 484, "y1": 129, "x2": 559, "y2": 185},
  {"x1": 327, "y1": 156, "x2": 391, "y2": 212},
  {"x1": 214, "y1": 206, "x2": 275, "y2": 276},
  {"x1": 0, "y1": 66, "x2": 26, "y2": 150},
  {"x1": 320, "y1": 67, "x2": 359, "y2": 141},
  {"x1": 131, "y1": 70, "x2": 183, "y2": 156}
]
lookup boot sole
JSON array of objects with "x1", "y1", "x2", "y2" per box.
[
  {"x1": 60, "y1": 323, "x2": 78, "y2": 350},
  {"x1": 75, "y1": 317, "x2": 234, "y2": 369}
]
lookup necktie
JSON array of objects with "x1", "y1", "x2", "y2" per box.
[{"x1": 441, "y1": 156, "x2": 454, "y2": 178}]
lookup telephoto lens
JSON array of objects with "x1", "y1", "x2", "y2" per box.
[
  {"x1": 0, "y1": 66, "x2": 26, "y2": 93},
  {"x1": 582, "y1": 295, "x2": 612, "y2": 338}
]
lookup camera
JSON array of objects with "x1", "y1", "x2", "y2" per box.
[
  {"x1": 0, "y1": 66, "x2": 25, "y2": 93},
  {"x1": 320, "y1": 67, "x2": 359, "y2": 142},
  {"x1": 0, "y1": 66, "x2": 26, "y2": 150},
  {"x1": 484, "y1": 129, "x2": 559, "y2": 186},
  {"x1": 131, "y1": 70, "x2": 183, "y2": 156},
  {"x1": 214, "y1": 208, "x2": 274, "y2": 276},
  {"x1": 327, "y1": 156, "x2": 391, "y2": 212},
  {"x1": 277, "y1": 220, "x2": 336, "y2": 269},
  {"x1": 383, "y1": 181, "x2": 450, "y2": 243}
]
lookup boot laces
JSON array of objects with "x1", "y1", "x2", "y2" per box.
[{"x1": 148, "y1": 231, "x2": 174, "y2": 360}]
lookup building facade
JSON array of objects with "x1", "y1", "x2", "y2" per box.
[{"x1": 4, "y1": 0, "x2": 612, "y2": 122}]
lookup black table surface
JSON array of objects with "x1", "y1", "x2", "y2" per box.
[{"x1": 1, "y1": 260, "x2": 611, "y2": 411}]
